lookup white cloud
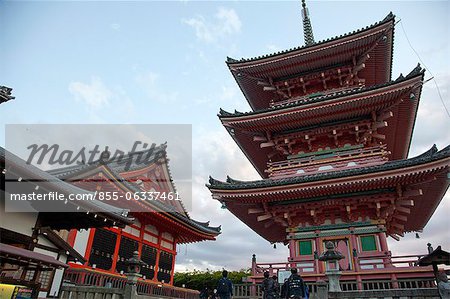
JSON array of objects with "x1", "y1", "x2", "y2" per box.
[
  {"x1": 182, "y1": 7, "x2": 242, "y2": 43},
  {"x1": 110, "y1": 23, "x2": 121, "y2": 30},
  {"x1": 135, "y1": 71, "x2": 178, "y2": 103},
  {"x1": 69, "y1": 77, "x2": 112, "y2": 110},
  {"x1": 68, "y1": 77, "x2": 135, "y2": 123}
]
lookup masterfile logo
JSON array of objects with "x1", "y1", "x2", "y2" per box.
[{"x1": 4, "y1": 124, "x2": 192, "y2": 213}]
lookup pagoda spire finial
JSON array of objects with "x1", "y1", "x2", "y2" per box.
[{"x1": 301, "y1": 0, "x2": 315, "y2": 46}]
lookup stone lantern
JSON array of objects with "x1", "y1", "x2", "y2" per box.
[
  {"x1": 124, "y1": 251, "x2": 147, "y2": 285},
  {"x1": 319, "y1": 241, "x2": 344, "y2": 292}
]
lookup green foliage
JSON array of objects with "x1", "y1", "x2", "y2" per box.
[{"x1": 173, "y1": 269, "x2": 251, "y2": 291}]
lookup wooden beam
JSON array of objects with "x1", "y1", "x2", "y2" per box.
[
  {"x1": 253, "y1": 136, "x2": 267, "y2": 142},
  {"x1": 257, "y1": 214, "x2": 272, "y2": 222},
  {"x1": 378, "y1": 111, "x2": 394, "y2": 121},
  {"x1": 397, "y1": 199, "x2": 414, "y2": 207},
  {"x1": 403, "y1": 189, "x2": 423, "y2": 197},
  {"x1": 372, "y1": 133, "x2": 386, "y2": 140},
  {"x1": 393, "y1": 214, "x2": 408, "y2": 222},
  {"x1": 248, "y1": 208, "x2": 264, "y2": 214},
  {"x1": 260, "y1": 142, "x2": 275, "y2": 148},
  {"x1": 372, "y1": 121, "x2": 388, "y2": 129},
  {"x1": 395, "y1": 206, "x2": 411, "y2": 214}
]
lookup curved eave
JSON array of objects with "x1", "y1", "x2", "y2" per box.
[
  {"x1": 208, "y1": 146, "x2": 450, "y2": 241},
  {"x1": 1, "y1": 148, "x2": 134, "y2": 228},
  {"x1": 141, "y1": 212, "x2": 220, "y2": 244},
  {"x1": 227, "y1": 13, "x2": 395, "y2": 110},
  {"x1": 46, "y1": 162, "x2": 221, "y2": 241},
  {"x1": 220, "y1": 72, "x2": 424, "y2": 177}
]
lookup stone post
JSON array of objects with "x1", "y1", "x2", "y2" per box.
[
  {"x1": 316, "y1": 280, "x2": 329, "y2": 299},
  {"x1": 319, "y1": 241, "x2": 344, "y2": 293},
  {"x1": 123, "y1": 251, "x2": 147, "y2": 299}
]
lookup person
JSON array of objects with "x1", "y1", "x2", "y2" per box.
[
  {"x1": 272, "y1": 275, "x2": 280, "y2": 298},
  {"x1": 437, "y1": 271, "x2": 450, "y2": 299},
  {"x1": 280, "y1": 278, "x2": 288, "y2": 299},
  {"x1": 261, "y1": 271, "x2": 277, "y2": 299},
  {"x1": 285, "y1": 268, "x2": 305, "y2": 299},
  {"x1": 216, "y1": 270, "x2": 233, "y2": 299}
]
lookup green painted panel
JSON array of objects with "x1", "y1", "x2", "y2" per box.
[
  {"x1": 298, "y1": 240, "x2": 313, "y2": 255},
  {"x1": 361, "y1": 235, "x2": 377, "y2": 251}
]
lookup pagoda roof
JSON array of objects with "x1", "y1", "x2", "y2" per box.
[
  {"x1": 1, "y1": 147, "x2": 134, "y2": 230},
  {"x1": 207, "y1": 145, "x2": 450, "y2": 242},
  {"x1": 208, "y1": 144, "x2": 449, "y2": 190},
  {"x1": 219, "y1": 66, "x2": 424, "y2": 177},
  {"x1": 226, "y1": 13, "x2": 395, "y2": 110},
  {"x1": 0, "y1": 86, "x2": 15, "y2": 104},
  {"x1": 47, "y1": 145, "x2": 221, "y2": 243},
  {"x1": 417, "y1": 246, "x2": 450, "y2": 266}
]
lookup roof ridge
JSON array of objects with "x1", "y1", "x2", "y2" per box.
[{"x1": 226, "y1": 12, "x2": 395, "y2": 65}]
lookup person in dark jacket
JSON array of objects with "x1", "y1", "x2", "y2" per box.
[
  {"x1": 261, "y1": 271, "x2": 277, "y2": 299},
  {"x1": 272, "y1": 275, "x2": 280, "y2": 297},
  {"x1": 285, "y1": 268, "x2": 305, "y2": 299},
  {"x1": 280, "y1": 278, "x2": 288, "y2": 299},
  {"x1": 216, "y1": 270, "x2": 233, "y2": 299}
]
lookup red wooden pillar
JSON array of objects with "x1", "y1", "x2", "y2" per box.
[
  {"x1": 138, "y1": 224, "x2": 144, "y2": 257},
  {"x1": 170, "y1": 242, "x2": 177, "y2": 285},
  {"x1": 315, "y1": 236, "x2": 324, "y2": 273},
  {"x1": 153, "y1": 231, "x2": 162, "y2": 282},
  {"x1": 356, "y1": 274, "x2": 363, "y2": 290},
  {"x1": 67, "y1": 229, "x2": 78, "y2": 247},
  {"x1": 350, "y1": 234, "x2": 359, "y2": 271},
  {"x1": 84, "y1": 228, "x2": 96, "y2": 264},
  {"x1": 111, "y1": 229, "x2": 122, "y2": 273},
  {"x1": 378, "y1": 232, "x2": 390, "y2": 268}
]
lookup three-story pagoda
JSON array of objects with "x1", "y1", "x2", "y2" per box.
[{"x1": 208, "y1": 1, "x2": 449, "y2": 286}]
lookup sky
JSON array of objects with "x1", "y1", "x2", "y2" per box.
[{"x1": 1, "y1": 0, "x2": 449, "y2": 272}]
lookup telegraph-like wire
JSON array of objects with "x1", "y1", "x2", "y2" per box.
[{"x1": 399, "y1": 19, "x2": 450, "y2": 119}]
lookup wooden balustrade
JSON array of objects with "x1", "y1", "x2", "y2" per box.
[{"x1": 267, "y1": 145, "x2": 388, "y2": 178}]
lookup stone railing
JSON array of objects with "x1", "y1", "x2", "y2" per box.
[
  {"x1": 328, "y1": 288, "x2": 439, "y2": 299},
  {"x1": 61, "y1": 285, "x2": 124, "y2": 299},
  {"x1": 233, "y1": 279, "x2": 438, "y2": 299},
  {"x1": 63, "y1": 267, "x2": 199, "y2": 299}
]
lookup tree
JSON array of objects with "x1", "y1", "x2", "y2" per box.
[{"x1": 173, "y1": 269, "x2": 251, "y2": 291}]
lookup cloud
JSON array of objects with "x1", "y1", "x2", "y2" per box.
[
  {"x1": 68, "y1": 77, "x2": 135, "y2": 123},
  {"x1": 135, "y1": 71, "x2": 178, "y2": 103},
  {"x1": 110, "y1": 23, "x2": 121, "y2": 30},
  {"x1": 409, "y1": 71, "x2": 450, "y2": 156},
  {"x1": 182, "y1": 7, "x2": 241, "y2": 43},
  {"x1": 69, "y1": 77, "x2": 112, "y2": 110},
  {"x1": 175, "y1": 127, "x2": 278, "y2": 271}
]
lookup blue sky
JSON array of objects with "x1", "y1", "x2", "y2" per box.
[{"x1": 1, "y1": 1, "x2": 449, "y2": 271}]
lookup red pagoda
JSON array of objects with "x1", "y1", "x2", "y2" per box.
[
  {"x1": 49, "y1": 144, "x2": 220, "y2": 288},
  {"x1": 208, "y1": 1, "x2": 449, "y2": 288}
]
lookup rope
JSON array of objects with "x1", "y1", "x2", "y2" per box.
[{"x1": 399, "y1": 19, "x2": 450, "y2": 119}]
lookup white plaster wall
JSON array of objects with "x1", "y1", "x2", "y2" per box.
[
  {"x1": 33, "y1": 246, "x2": 58, "y2": 258},
  {"x1": 0, "y1": 208, "x2": 38, "y2": 237},
  {"x1": 73, "y1": 228, "x2": 90, "y2": 258},
  {"x1": 48, "y1": 268, "x2": 65, "y2": 297}
]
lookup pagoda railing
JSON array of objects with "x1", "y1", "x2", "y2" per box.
[
  {"x1": 251, "y1": 253, "x2": 432, "y2": 279},
  {"x1": 63, "y1": 267, "x2": 199, "y2": 299},
  {"x1": 233, "y1": 279, "x2": 437, "y2": 299},
  {"x1": 267, "y1": 145, "x2": 388, "y2": 178}
]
